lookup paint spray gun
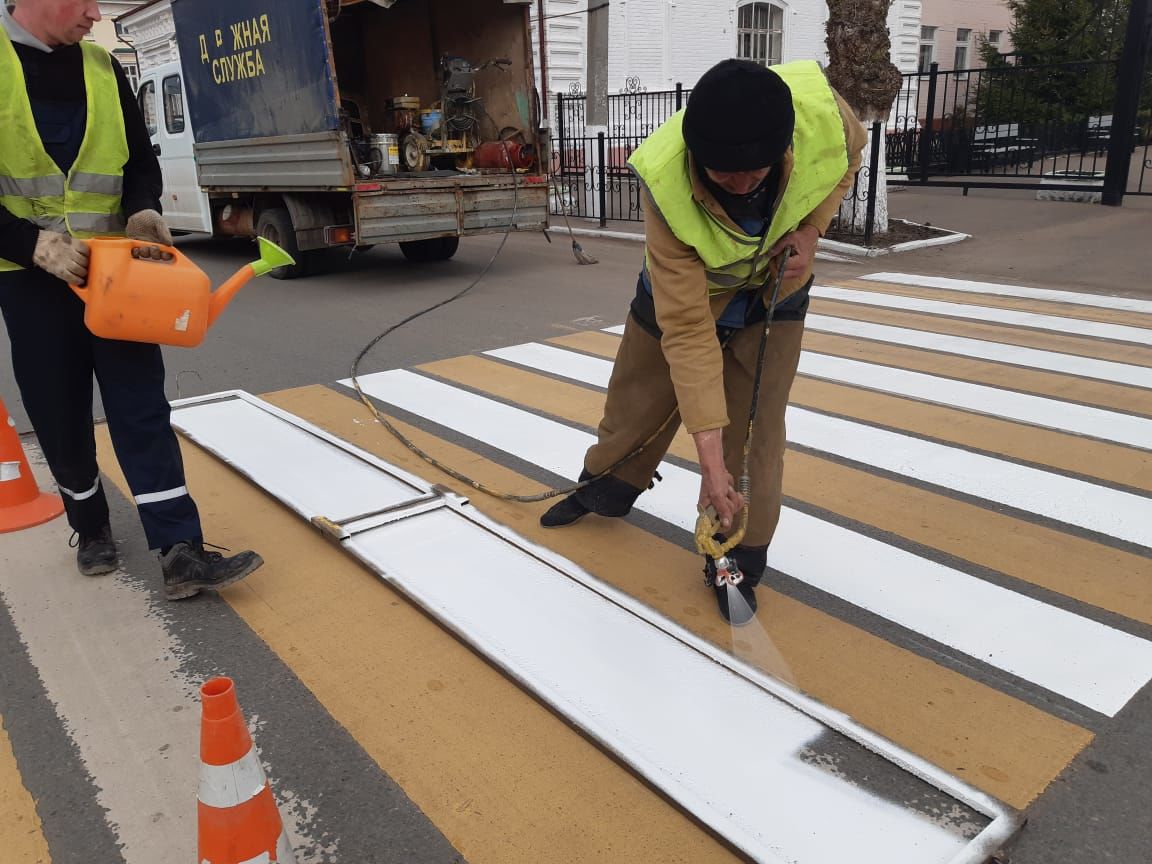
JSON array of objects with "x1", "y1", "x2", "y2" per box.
[{"x1": 698, "y1": 475, "x2": 751, "y2": 588}]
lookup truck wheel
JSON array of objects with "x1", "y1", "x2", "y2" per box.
[
  {"x1": 399, "y1": 236, "x2": 460, "y2": 263},
  {"x1": 256, "y1": 207, "x2": 307, "y2": 279}
]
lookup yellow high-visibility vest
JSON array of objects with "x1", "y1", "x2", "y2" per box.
[
  {"x1": 0, "y1": 30, "x2": 128, "y2": 271},
  {"x1": 629, "y1": 60, "x2": 848, "y2": 295}
]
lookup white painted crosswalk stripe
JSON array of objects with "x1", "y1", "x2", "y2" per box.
[
  {"x1": 811, "y1": 288, "x2": 1152, "y2": 347},
  {"x1": 862, "y1": 273, "x2": 1152, "y2": 316},
  {"x1": 489, "y1": 341, "x2": 1152, "y2": 450},
  {"x1": 812, "y1": 285, "x2": 1152, "y2": 346},
  {"x1": 802, "y1": 316, "x2": 1152, "y2": 389},
  {"x1": 486, "y1": 342, "x2": 1152, "y2": 547},
  {"x1": 341, "y1": 368, "x2": 1152, "y2": 717}
]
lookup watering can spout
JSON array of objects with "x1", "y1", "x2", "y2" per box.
[{"x1": 207, "y1": 237, "x2": 295, "y2": 326}]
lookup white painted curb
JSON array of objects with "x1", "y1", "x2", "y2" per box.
[
  {"x1": 546, "y1": 227, "x2": 856, "y2": 263},
  {"x1": 820, "y1": 220, "x2": 970, "y2": 258}
]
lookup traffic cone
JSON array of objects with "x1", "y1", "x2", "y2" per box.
[
  {"x1": 0, "y1": 397, "x2": 64, "y2": 533},
  {"x1": 198, "y1": 677, "x2": 296, "y2": 864}
]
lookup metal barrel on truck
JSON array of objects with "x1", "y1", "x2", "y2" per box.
[{"x1": 150, "y1": 0, "x2": 548, "y2": 277}]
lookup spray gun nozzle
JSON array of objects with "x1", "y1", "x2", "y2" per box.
[{"x1": 705, "y1": 555, "x2": 745, "y2": 588}]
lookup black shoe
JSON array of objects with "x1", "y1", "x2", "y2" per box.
[
  {"x1": 540, "y1": 494, "x2": 591, "y2": 528},
  {"x1": 704, "y1": 545, "x2": 768, "y2": 627},
  {"x1": 161, "y1": 541, "x2": 264, "y2": 601},
  {"x1": 71, "y1": 525, "x2": 118, "y2": 577},
  {"x1": 539, "y1": 470, "x2": 645, "y2": 528}
]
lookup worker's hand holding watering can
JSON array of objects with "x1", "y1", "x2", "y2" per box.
[{"x1": 68, "y1": 236, "x2": 294, "y2": 348}]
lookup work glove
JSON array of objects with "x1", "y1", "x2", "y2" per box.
[
  {"x1": 125, "y1": 209, "x2": 173, "y2": 246},
  {"x1": 32, "y1": 230, "x2": 89, "y2": 284}
]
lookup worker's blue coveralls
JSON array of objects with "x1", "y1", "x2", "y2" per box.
[{"x1": 0, "y1": 31, "x2": 202, "y2": 550}]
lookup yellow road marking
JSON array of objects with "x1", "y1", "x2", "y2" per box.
[
  {"x1": 543, "y1": 331, "x2": 1152, "y2": 492},
  {"x1": 425, "y1": 355, "x2": 1152, "y2": 629},
  {"x1": 0, "y1": 718, "x2": 51, "y2": 864}
]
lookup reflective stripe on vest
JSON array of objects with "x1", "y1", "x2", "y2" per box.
[
  {"x1": 0, "y1": 32, "x2": 128, "y2": 272},
  {"x1": 629, "y1": 60, "x2": 849, "y2": 296}
]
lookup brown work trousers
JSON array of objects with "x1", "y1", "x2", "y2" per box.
[{"x1": 583, "y1": 313, "x2": 804, "y2": 548}]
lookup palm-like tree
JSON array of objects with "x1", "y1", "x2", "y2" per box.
[{"x1": 825, "y1": 0, "x2": 903, "y2": 234}]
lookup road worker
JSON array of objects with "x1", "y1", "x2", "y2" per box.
[
  {"x1": 542, "y1": 58, "x2": 867, "y2": 625},
  {"x1": 0, "y1": 0, "x2": 262, "y2": 598}
]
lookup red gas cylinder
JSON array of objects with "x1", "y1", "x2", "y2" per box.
[{"x1": 473, "y1": 141, "x2": 536, "y2": 170}]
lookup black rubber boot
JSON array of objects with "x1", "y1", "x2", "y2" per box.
[
  {"x1": 540, "y1": 469, "x2": 646, "y2": 528},
  {"x1": 72, "y1": 525, "x2": 118, "y2": 577},
  {"x1": 706, "y1": 545, "x2": 768, "y2": 627},
  {"x1": 161, "y1": 541, "x2": 264, "y2": 601}
]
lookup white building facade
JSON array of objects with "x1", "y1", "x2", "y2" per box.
[{"x1": 531, "y1": 0, "x2": 923, "y2": 99}]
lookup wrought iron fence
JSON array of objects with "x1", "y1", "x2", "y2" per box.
[
  {"x1": 552, "y1": 82, "x2": 690, "y2": 225},
  {"x1": 886, "y1": 0, "x2": 1151, "y2": 200},
  {"x1": 828, "y1": 122, "x2": 885, "y2": 246}
]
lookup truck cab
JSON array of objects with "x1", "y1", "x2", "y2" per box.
[{"x1": 135, "y1": 61, "x2": 213, "y2": 234}]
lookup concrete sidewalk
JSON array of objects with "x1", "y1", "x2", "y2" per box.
[{"x1": 558, "y1": 187, "x2": 1151, "y2": 297}]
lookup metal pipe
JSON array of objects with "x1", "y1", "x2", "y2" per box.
[{"x1": 537, "y1": 0, "x2": 549, "y2": 121}]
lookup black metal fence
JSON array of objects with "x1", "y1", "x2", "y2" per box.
[
  {"x1": 552, "y1": 83, "x2": 691, "y2": 225},
  {"x1": 887, "y1": 0, "x2": 1151, "y2": 199},
  {"x1": 549, "y1": 0, "x2": 1149, "y2": 229}
]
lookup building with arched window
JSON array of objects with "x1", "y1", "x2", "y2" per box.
[{"x1": 531, "y1": 0, "x2": 922, "y2": 99}]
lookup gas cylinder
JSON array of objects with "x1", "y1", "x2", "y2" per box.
[{"x1": 472, "y1": 141, "x2": 536, "y2": 171}]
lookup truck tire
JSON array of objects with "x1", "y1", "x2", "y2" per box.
[
  {"x1": 256, "y1": 207, "x2": 307, "y2": 279},
  {"x1": 399, "y1": 236, "x2": 460, "y2": 263}
]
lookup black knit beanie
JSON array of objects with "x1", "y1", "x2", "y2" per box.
[{"x1": 683, "y1": 59, "x2": 795, "y2": 171}]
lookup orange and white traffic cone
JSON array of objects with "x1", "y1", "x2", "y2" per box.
[
  {"x1": 198, "y1": 677, "x2": 296, "y2": 864},
  {"x1": 0, "y1": 397, "x2": 63, "y2": 534}
]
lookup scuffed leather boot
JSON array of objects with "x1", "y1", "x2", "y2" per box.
[
  {"x1": 540, "y1": 469, "x2": 646, "y2": 528},
  {"x1": 161, "y1": 541, "x2": 264, "y2": 601},
  {"x1": 72, "y1": 524, "x2": 118, "y2": 577}
]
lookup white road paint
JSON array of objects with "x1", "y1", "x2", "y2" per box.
[
  {"x1": 812, "y1": 285, "x2": 1152, "y2": 347},
  {"x1": 0, "y1": 452, "x2": 315, "y2": 863},
  {"x1": 484, "y1": 342, "x2": 1152, "y2": 545},
  {"x1": 601, "y1": 320, "x2": 1152, "y2": 388},
  {"x1": 796, "y1": 351, "x2": 1152, "y2": 451},
  {"x1": 172, "y1": 394, "x2": 1015, "y2": 864},
  {"x1": 343, "y1": 369, "x2": 1152, "y2": 716},
  {"x1": 491, "y1": 340, "x2": 1152, "y2": 449},
  {"x1": 802, "y1": 316, "x2": 1152, "y2": 389},
  {"x1": 862, "y1": 273, "x2": 1152, "y2": 316}
]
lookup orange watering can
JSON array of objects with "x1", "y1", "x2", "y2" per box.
[{"x1": 71, "y1": 237, "x2": 294, "y2": 348}]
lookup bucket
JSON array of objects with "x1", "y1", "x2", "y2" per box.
[
  {"x1": 369, "y1": 133, "x2": 400, "y2": 175},
  {"x1": 420, "y1": 109, "x2": 442, "y2": 135}
]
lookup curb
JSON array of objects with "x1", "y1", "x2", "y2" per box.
[
  {"x1": 820, "y1": 220, "x2": 971, "y2": 258},
  {"x1": 546, "y1": 227, "x2": 857, "y2": 263}
]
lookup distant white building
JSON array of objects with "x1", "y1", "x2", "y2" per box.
[{"x1": 531, "y1": 0, "x2": 923, "y2": 102}]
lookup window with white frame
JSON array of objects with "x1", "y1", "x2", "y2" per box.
[
  {"x1": 987, "y1": 29, "x2": 1003, "y2": 51},
  {"x1": 954, "y1": 27, "x2": 971, "y2": 71},
  {"x1": 737, "y1": 2, "x2": 784, "y2": 67},
  {"x1": 919, "y1": 25, "x2": 937, "y2": 72}
]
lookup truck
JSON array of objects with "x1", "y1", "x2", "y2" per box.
[{"x1": 116, "y1": 0, "x2": 549, "y2": 278}]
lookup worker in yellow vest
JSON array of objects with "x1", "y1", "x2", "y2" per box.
[
  {"x1": 542, "y1": 59, "x2": 868, "y2": 625},
  {"x1": 0, "y1": 0, "x2": 262, "y2": 599}
]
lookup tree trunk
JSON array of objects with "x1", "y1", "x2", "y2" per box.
[{"x1": 825, "y1": 0, "x2": 902, "y2": 238}]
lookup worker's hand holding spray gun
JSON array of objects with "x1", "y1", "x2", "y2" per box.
[{"x1": 695, "y1": 235, "x2": 807, "y2": 590}]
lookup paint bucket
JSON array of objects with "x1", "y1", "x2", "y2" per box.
[
  {"x1": 369, "y1": 133, "x2": 400, "y2": 175},
  {"x1": 421, "y1": 109, "x2": 442, "y2": 135}
]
